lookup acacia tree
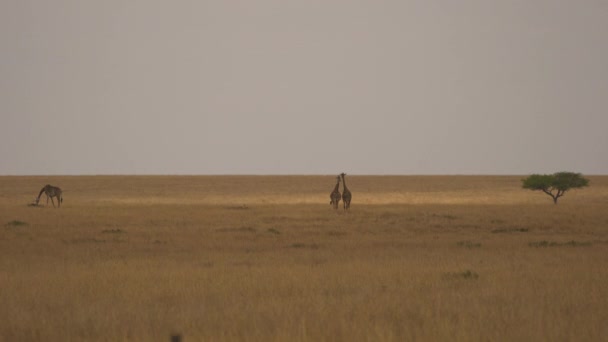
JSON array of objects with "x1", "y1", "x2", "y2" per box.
[{"x1": 522, "y1": 172, "x2": 589, "y2": 204}]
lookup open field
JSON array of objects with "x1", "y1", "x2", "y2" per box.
[{"x1": 1, "y1": 175, "x2": 608, "y2": 341}]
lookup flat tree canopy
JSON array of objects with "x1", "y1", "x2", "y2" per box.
[{"x1": 522, "y1": 172, "x2": 589, "y2": 204}]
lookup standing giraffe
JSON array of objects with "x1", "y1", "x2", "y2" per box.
[
  {"x1": 330, "y1": 175, "x2": 341, "y2": 210},
  {"x1": 36, "y1": 184, "x2": 63, "y2": 208},
  {"x1": 340, "y1": 173, "x2": 351, "y2": 210}
]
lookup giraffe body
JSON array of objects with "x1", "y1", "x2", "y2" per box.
[
  {"x1": 36, "y1": 184, "x2": 63, "y2": 208},
  {"x1": 330, "y1": 176, "x2": 341, "y2": 210},
  {"x1": 340, "y1": 173, "x2": 351, "y2": 210}
]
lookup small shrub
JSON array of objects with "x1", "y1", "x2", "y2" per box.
[
  {"x1": 101, "y1": 229, "x2": 124, "y2": 234},
  {"x1": 459, "y1": 270, "x2": 479, "y2": 279},
  {"x1": 64, "y1": 238, "x2": 106, "y2": 244},
  {"x1": 216, "y1": 226, "x2": 256, "y2": 233},
  {"x1": 432, "y1": 214, "x2": 458, "y2": 220},
  {"x1": 225, "y1": 205, "x2": 249, "y2": 210},
  {"x1": 562, "y1": 240, "x2": 592, "y2": 247},
  {"x1": 529, "y1": 240, "x2": 592, "y2": 248},
  {"x1": 457, "y1": 240, "x2": 481, "y2": 248},
  {"x1": 492, "y1": 227, "x2": 529, "y2": 233},
  {"x1": 445, "y1": 270, "x2": 479, "y2": 280},
  {"x1": 267, "y1": 228, "x2": 281, "y2": 235},
  {"x1": 291, "y1": 243, "x2": 319, "y2": 249},
  {"x1": 6, "y1": 220, "x2": 27, "y2": 227},
  {"x1": 529, "y1": 240, "x2": 550, "y2": 247}
]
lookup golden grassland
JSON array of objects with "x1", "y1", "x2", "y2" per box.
[{"x1": 1, "y1": 175, "x2": 608, "y2": 341}]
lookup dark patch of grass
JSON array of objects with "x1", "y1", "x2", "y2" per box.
[
  {"x1": 6, "y1": 220, "x2": 28, "y2": 227},
  {"x1": 63, "y1": 238, "x2": 106, "y2": 244},
  {"x1": 492, "y1": 227, "x2": 529, "y2": 233},
  {"x1": 529, "y1": 240, "x2": 592, "y2": 248},
  {"x1": 561, "y1": 240, "x2": 592, "y2": 247},
  {"x1": 225, "y1": 205, "x2": 249, "y2": 210},
  {"x1": 457, "y1": 240, "x2": 481, "y2": 248},
  {"x1": 459, "y1": 270, "x2": 479, "y2": 279},
  {"x1": 267, "y1": 228, "x2": 281, "y2": 235},
  {"x1": 291, "y1": 243, "x2": 319, "y2": 249},
  {"x1": 454, "y1": 224, "x2": 481, "y2": 229},
  {"x1": 231, "y1": 261, "x2": 253, "y2": 267},
  {"x1": 216, "y1": 226, "x2": 256, "y2": 233},
  {"x1": 529, "y1": 241, "x2": 551, "y2": 248},
  {"x1": 445, "y1": 270, "x2": 479, "y2": 280},
  {"x1": 375, "y1": 212, "x2": 400, "y2": 220},
  {"x1": 327, "y1": 231, "x2": 347, "y2": 236},
  {"x1": 101, "y1": 229, "x2": 124, "y2": 234},
  {"x1": 432, "y1": 214, "x2": 458, "y2": 220}
]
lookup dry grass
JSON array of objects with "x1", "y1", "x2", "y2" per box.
[{"x1": 1, "y1": 175, "x2": 608, "y2": 341}]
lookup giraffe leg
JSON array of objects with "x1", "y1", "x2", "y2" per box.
[{"x1": 51, "y1": 197, "x2": 56, "y2": 207}]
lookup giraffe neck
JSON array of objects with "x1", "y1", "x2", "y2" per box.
[
  {"x1": 341, "y1": 175, "x2": 348, "y2": 190},
  {"x1": 36, "y1": 185, "x2": 48, "y2": 201}
]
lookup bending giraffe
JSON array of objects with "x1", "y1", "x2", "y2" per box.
[
  {"x1": 36, "y1": 184, "x2": 63, "y2": 208},
  {"x1": 329, "y1": 175, "x2": 341, "y2": 210},
  {"x1": 340, "y1": 173, "x2": 351, "y2": 210}
]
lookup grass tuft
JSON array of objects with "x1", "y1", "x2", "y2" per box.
[
  {"x1": 529, "y1": 240, "x2": 593, "y2": 248},
  {"x1": 216, "y1": 226, "x2": 256, "y2": 233},
  {"x1": 63, "y1": 238, "x2": 106, "y2": 244},
  {"x1": 446, "y1": 270, "x2": 479, "y2": 280},
  {"x1": 225, "y1": 205, "x2": 249, "y2": 210},
  {"x1": 267, "y1": 228, "x2": 281, "y2": 235},
  {"x1": 6, "y1": 220, "x2": 27, "y2": 227},
  {"x1": 492, "y1": 227, "x2": 529, "y2": 233},
  {"x1": 291, "y1": 243, "x2": 319, "y2": 249},
  {"x1": 457, "y1": 240, "x2": 481, "y2": 248},
  {"x1": 432, "y1": 213, "x2": 458, "y2": 220},
  {"x1": 101, "y1": 229, "x2": 124, "y2": 234}
]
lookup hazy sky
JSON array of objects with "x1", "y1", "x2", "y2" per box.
[{"x1": 1, "y1": 1, "x2": 607, "y2": 175}]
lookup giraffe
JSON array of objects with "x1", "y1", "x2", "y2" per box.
[
  {"x1": 340, "y1": 173, "x2": 351, "y2": 210},
  {"x1": 36, "y1": 184, "x2": 63, "y2": 208},
  {"x1": 329, "y1": 175, "x2": 341, "y2": 210}
]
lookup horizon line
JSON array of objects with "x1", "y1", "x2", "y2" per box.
[{"x1": 1, "y1": 173, "x2": 606, "y2": 177}]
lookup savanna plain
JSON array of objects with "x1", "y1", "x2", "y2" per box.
[{"x1": 1, "y1": 175, "x2": 608, "y2": 341}]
